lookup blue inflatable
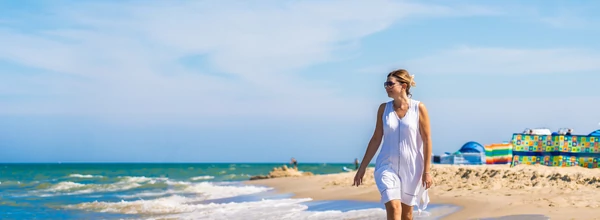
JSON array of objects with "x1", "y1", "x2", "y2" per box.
[
  {"x1": 459, "y1": 141, "x2": 485, "y2": 153},
  {"x1": 589, "y1": 130, "x2": 600, "y2": 137}
]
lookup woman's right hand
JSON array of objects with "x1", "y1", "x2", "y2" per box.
[{"x1": 352, "y1": 168, "x2": 366, "y2": 187}]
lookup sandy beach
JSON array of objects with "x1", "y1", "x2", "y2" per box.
[{"x1": 247, "y1": 164, "x2": 600, "y2": 220}]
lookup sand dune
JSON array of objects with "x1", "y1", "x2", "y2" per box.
[{"x1": 248, "y1": 164, "x2": 600, "y2": 219}]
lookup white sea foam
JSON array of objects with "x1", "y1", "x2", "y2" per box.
[
  {"x1": 155, "y1": 199, "x2": 387, "y2": 220},
  {"x1": 48, "y1": 181, "x2": 86, "y2": 191},
  {"x1": 68, "y1": 174, "x2": 103, "y2": 178},
  {"x1": 72, "y1": 197, "x2": 390, "y2": 220},
  {"x1": 114, "y1": 179, "x2": 270, "y2": 201},
  {"x1": 32, "y1": 176, "x2": 169, "y2": 197},
  {"x1": 117, "y1": 190, "x2": 176, "y2": 199},
  {"x1": 190, "y1": 176, "x2": 214, "y2": 181},
  {"x1": 67, "y1": 181, "x2": 274, "y2": 215},
  {"x1": 158, "y1": 203, "x2": 451, "y2": 220},
  {"x1": 181, "y1": 182, "x2": 269, "y2": 200},
  {"x1": 36, "y1": 181, "x2": 143, "y2": 197},
  {"x1": 69, "y1": 195, "x2": 199, "y2": 214},
  {"x1": 63, "y1": 178, "x2": 455, "y2": 219}
]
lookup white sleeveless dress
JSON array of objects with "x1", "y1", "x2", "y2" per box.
[{"x1": 374, "y1": 99, "x2": 429, "y2": 211}]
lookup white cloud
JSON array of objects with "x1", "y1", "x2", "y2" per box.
[
  {"x1": 483, "y1": 2, "x2": 599, "y2": 30},
  {"x1": 539, "y1": 15, "x2": 592, "y2": 29},
  {"x1": 527, "y1": 4, "x2": 598, "y2": 29},
  {"x1": 368, "y1": 46, "x2": 600, "y2": 75},
  {"x1": 0, "y1": 0, "x2": 500, "y2": 124}
]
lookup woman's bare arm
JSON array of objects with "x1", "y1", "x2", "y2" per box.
[
  {"x1": 358, "y1": 103, "x2": 385, "y2": 170},
  {"x1": 418, "y1": 102, "x2": 432, "y2": 173}
]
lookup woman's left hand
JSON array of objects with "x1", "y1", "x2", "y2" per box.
[{"x1": 422, "y1": 172, "x2": 433, "y2": 189}]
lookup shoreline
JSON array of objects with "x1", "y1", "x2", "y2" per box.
[
  {"x1": 246, "y1": 164, "x2": 600, "y2": 220},
  {"x1": 245, "y1": 173, "x2": 464, "y2": 219}
]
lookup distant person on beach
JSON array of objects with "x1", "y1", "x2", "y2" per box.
[
  {"x1": 290, "y1": 158, "x2": 298, "y2": 170},
  {"x1": 566, "y1": 129, "x2": 573, "y2": 135},
  {"x1": 353, "y1": 69, "x2": 433, "y2": 220},
  {"x1": 354, "y1": 158, "x2": 360, "y2": 170}
]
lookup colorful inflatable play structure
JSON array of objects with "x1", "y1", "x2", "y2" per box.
[
  {"x1": 484, "y1": 143, "x2": 513, "y2": 164},
  {"x1": 510, "y1": 132, "x2": 600, "y2": 168},
  {"x1": 434, "y1": 129, "x2": 600, "y2": 168}
]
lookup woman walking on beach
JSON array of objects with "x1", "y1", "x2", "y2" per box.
[{"x1": 353, "y1": 69, "x2": 433, "y2": 220}]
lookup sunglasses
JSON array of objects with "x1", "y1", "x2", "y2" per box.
[
  {"x1": 383, "y1": 81, "x2": 395, "y2": 87},
  {"x1": 384, "y1": 81, "x2": 404, "y2": 88}
]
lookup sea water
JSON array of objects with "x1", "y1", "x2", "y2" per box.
[{"x1": 0, "y1": 163, "x2": 459, "y2": 219}]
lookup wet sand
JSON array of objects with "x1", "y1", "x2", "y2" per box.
[{"x1": 247, "y1": 164, "x2": 600, "y2": 219}]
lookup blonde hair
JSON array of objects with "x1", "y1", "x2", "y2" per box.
[{"x1": 387, "y1": 69, "x2": 416, "y2": 97}]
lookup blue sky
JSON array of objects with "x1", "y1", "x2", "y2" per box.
[{"x1": 1, "y1": 0, "x2": 599, "y2": 163}]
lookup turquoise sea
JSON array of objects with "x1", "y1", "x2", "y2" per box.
[{"x1": 0, "y1": 163, "x2": 458, "y2": 219}]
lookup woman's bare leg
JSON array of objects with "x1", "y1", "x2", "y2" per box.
[
  {"x1": 401, "y1": 203, "x2": 413, "y2": 220},
  {"x1": 384, "y1": 200, "x2": 402, "y2": 220}
]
